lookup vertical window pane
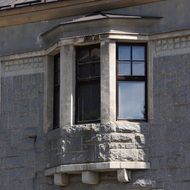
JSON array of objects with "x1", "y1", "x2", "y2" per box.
[
  {"x1": 92, "y1": 63, "x2": 100, "y2": 77},
  {"x1": 118, "y1": 82, "x2": 145, "y2": 119},
  {"x1": 76, "y1": 44, "x2": 100, "y2": 123},
  {"x1": 78, "y1": 49, "x2": 90, "y2": 62},
  {"x1": 132, "y1": 61, "x2": 145, "y2": 76},
  {"x1": 132, "y1": 46, "x2": 145, "y2": 60},
  {"x1": 53, "y1": 54, "x2": 60, "y2": 129},
  {"x1": 91, "y1": 47, "x2": 100, "y2": 60},
  {"x1": 78, "y1": 83, "x2": 100, "y2": 121},
  {"x1": 79, "y1": 64, "x2": 90, "y2": 79},
  {"x1": 118, "y1": 61, "x2": 131, "y2": 76},
  {"x1": 118, "y1": 46, "x2": 131, "y2": 60}
]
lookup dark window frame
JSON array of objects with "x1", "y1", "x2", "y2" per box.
[
  {"x1": 75, "y1": 44, "x2": 101, "y2": 124},
  {"x1": 116, "y1": 43, "x2": 148, "y2": 122},
  {"x1": 53, "y1": 53, "x2": 60, "y2": 129}
]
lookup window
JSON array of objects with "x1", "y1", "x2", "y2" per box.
[
  {"x1": 53, "y1": 54, "x2": 60, "y2": 128},
  {"x1": 117, "y1": 43, "x2": 147, "y2": 120},
  {"x1": 76, "y1": 44, "x2": 100, "y2": 123}
]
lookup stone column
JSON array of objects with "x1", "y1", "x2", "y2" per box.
[
  {"x1": 43, "y1": 55, "x2": 54, "y2": 133},
  {"x1": 100, "y1": 40, "x2": 116, "y2": 123},
  {"x1": 60, "y1": 45, "x2": 75, "y2": 127}
]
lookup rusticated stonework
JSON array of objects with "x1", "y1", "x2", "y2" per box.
[{"x1": 46, "y1": 123, "x2": 149, "y2": 167}]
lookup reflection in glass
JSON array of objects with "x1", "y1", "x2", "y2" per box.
[
  {"x1": 132, "y1": 61, "x2": 145, "y2": 76},
  {"x1": 118, "y1": 61, "x2": 131, "y2": 76},
  {"x1": 79, "y1": 64, "x2": 90, "y2": 79},
  {"x1": 92, "y1": 63, "x2": 100, "y2": 77},
  {"x1": 91, "y1": 48, "x2": 100, "y2": 60},
  {"x1": 118, "y1": 82, "x2": 145, "y2": 119},
  {"x1": 118, "y1": 46, "x2": 131, "y2": 60},
  {"x1": 132, "y1": 46, "x2": 145, "y2": 60},
  {"x1": 79, "y1": 83, "x2": 100, "y2": 121},
  {"x1": 78, "y1": 49, "x2": 89, "y2": 63}
]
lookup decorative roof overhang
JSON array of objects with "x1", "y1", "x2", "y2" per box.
[
  {"x1": 0, "y1": 0, "x2": 164, "y2": 27},
  {"x1": 40, "y1": 12, "x2": 162, "y2": 47}
]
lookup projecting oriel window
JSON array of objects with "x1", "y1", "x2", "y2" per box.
[
  {"x1": 76, "y1": 44, "x2": 100, "y2": 123},
  {"x1": 117, "y1": 43, "x2": 147, "y2": 120},
  {"x1": 53, "y1": 54, "x2": 60, "y2": 129}
]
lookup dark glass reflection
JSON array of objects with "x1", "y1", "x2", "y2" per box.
[
  {"x1": 78, "y1": 49, "x2": 90, "y2": 63},
  {"x1": 79, "y1": 64, "x2": 90, "y2": 79},
  {"x1": 53, "y1": 54, "x2": 60, "y2": 129},
  {"x1": 118, "y1": 81, "x2": 145, "y2": 119},
  {"x1": 91, "y1": 47, "x2": 100, "y2": 60},
  {"x1": 77, "y1": 45, "x2": 100, "y2": 123},
  {"x1": 78, "y1": 83, "x2": 100, "y2": 121}
]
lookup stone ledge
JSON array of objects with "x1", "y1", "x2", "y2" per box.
[{"x1": 45, "y1": 161, "x2": 150, "y2": 176}]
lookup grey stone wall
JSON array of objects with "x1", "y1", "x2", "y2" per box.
[
  {"x1": 0, "y1": 57, "x2": 59, "y2": 190},
  {"x1": 46, "y1": 123, "x2": 149, "y2": 167},
  {"x1": 148, "y1": 54, "x2": 190, "y2": 190}
]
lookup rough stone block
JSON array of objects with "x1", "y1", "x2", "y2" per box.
[
  {"x1": 54, "y1": 173, "x2": 69, "y2": 186},
  {"x1": 82, "y1": 171, "x2": 99, "y2": 185}
]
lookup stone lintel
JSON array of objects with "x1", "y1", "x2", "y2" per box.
[{"x1": 45, "y1": 162, "x2": 150, "y2": 176}]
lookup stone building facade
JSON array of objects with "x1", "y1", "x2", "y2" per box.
[{"x1": 0, "y1": 0, "x2": 190, "y2": 190}]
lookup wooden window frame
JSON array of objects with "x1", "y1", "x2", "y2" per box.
[{"x1": 116, "y1": 43, "x2": 148, "y2": 122}]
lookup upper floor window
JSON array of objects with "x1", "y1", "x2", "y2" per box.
[
  {"x1": 76, "y1": 44, "x2": 101, "y2": 123},
  {"x1": 117, "y1": 43, "x2": 147, "y2": 121},
  {"x1": 53, "y1": 54, "x2": 60, "y2": 128}
]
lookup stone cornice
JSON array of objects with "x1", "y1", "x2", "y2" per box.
[{"x1": 0, "y1": 0, "x2": 163, "y2": 28}]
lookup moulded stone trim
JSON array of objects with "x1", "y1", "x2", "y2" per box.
[
  {"x1": 1, "y1": 57, "x2": 45, "y2": 76},
  {"x1": 45, "y1": 161, "x2": 150, "y2": 176}
]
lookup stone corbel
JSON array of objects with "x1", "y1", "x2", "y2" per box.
[
  {"x1": 117, "y1": 169, "x2": 131, "y2": 183},
  {"x1": 54, "y1": 173, "x2": 69, "y2": 186}
]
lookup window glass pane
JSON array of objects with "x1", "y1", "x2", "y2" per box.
[
  {"x1": 91, "y1": 47, "x2": 100, "y2": 60},
  {"x1": 92, "y1": 63, "x2": 100, "y2": 77},
  {"x1": 118, "y1": 61, "x2": 131, "y2": 76},
  {"x1": 53, "y1": 54, "x2": 60, "y2": 129},
  {"x1": 132, "y1": 61, "x2": 145, "y2": 76},
  {"x1": 132, "y1": 46, "x2": 145, "y2": 60},
  {"x1": 78, "y1": 49, "x2": 90, "y2": 63},
  {"x1": 78, "y1": 83, "x2": 100, "y2": 121},
  {"x1": 118, "y1": 81, "x2": 145, "y2": 119},
  {"x1": 79, "y1": 64, "x2": 90, "y2": 79},
  {"x1": 118, "y1": 46, "x2": 131, "y2": 60}
]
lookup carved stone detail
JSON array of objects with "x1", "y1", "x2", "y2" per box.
[
  {"x1": 155, "y1": 35, "x2": 190, "y2": 53},
  {"x1": 2, "y1": 57, "x2": 44, "y2": 73}
]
